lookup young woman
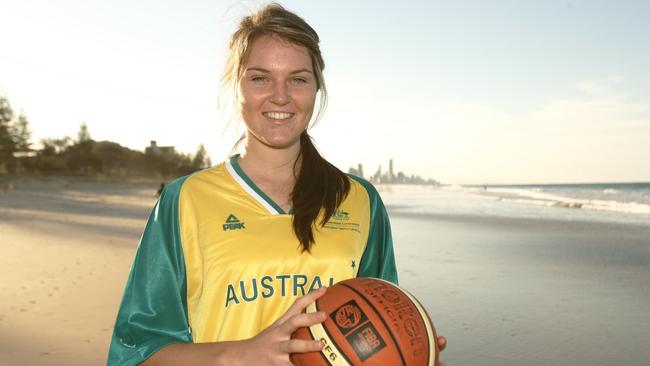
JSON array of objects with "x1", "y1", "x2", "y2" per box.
[{"x1": 108, "y1": 4, "x2": 444, "y2": 365}]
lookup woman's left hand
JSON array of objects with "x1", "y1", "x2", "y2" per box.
[{"x1": 437, "y1": 335, "x2": 447, "y2": 366}]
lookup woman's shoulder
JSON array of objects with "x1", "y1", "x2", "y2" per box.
[
  {"x1": 346, "y1": 174, "x2": 377, "y2": 192},
  {"x1": 346, "y1": 174, "x2": 383, "y2": 204},
  {"x1": 161, "y1": 163, "x2": 228, "y2": 198}
]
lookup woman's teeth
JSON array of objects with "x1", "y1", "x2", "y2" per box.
[{"x1": 264, "y1": 112, "x2": 293, "y2": 120}]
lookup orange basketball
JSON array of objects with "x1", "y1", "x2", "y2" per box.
[{"x1": 291, "y1": 277, "x2": 438, "y2": 366}]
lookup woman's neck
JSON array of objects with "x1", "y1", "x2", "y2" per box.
[
  {"x1": 239, "y1": 140, "x2": 300, "y2": 179},
  {"x1": 237, "y1": 137, "x2": 302, "y2": 211}
]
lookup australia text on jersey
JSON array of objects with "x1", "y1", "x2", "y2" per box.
[{"x1": 225, "y1": 274, "x2": 335, "y2": 307}]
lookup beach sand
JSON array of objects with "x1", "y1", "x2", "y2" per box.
[
  {"x1": 0, "y1": 178, "x2": 156, "y2": 366},
  {"x1": 1, "y1": 178, "x2": 649, "y2": 365},
  {"x1": 391, "y1": 211, "x2": 650, "y2": 366}
]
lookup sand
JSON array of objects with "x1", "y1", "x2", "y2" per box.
[
  {"x1": 1, "y1": 177, "x2": 649, "y2": 365},
  {"x1": 391, "y1": 211, "x2": 650, "y2": 366},
  {"x1": 0, "y1": 177, "x2": 157, "y2": 366}
]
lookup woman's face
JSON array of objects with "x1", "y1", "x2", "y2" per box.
[{"x1": 239, "y1": 34, "x2": 318, "y2": 150}]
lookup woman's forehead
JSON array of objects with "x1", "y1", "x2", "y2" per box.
[{"x1": 243, "y1": 34, "x2": 313, "y2": 73}]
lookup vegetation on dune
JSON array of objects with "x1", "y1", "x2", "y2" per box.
[{"x1": 0, "y1": 94, "x2": 211, "y2": 180}]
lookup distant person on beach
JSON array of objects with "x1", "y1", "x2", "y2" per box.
[
  {"x1": 156, "y1": 182, "x2": 165, "y2": 197},
  {"x1": 107, "y1": 4, "x2": 445, "y2": 365}
]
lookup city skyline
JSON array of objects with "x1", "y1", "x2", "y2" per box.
[{"x1": 348, "y1": 159, "x2": 439, "y2": 185}]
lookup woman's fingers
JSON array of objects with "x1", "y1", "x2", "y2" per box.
[
  {"x1": 291, "y1": 286, "x2": 327, "y2": 312},
  {"x1": 280, "y1": 311, "x2": 327, "y2": 335},
  {"x1": 274, "y1": 287, "x2": 327, "y2": 325},
  {"x1": 437, "y1": 335, "x2": 447, "y2": 351},
  {"x1": 278, "y1": 339, "x2": 324, "y2": 354}
]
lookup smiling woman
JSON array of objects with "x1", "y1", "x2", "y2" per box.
[
  {"x1": 238, "y1": 35, "x2": 317, "y2": 151},
  {"x1": 106, "y1": 3, "x2": 443, "y2": 366}
]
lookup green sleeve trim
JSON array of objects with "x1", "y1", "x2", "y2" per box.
[
  {"x1": 107, "y1": 175, "x2": 193, "y2": 365},
  {"x1": 349, "y1": 175, "x2": 398, "y2": 285}
]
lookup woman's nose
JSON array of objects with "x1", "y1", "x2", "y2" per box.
[{"x1": 270, "y1": 82, "x2": 290, "y2": 105}]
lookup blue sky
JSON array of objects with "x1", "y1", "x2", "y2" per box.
[{"x1": 1, "y1": 0, "x2": 648, "y2": 184}]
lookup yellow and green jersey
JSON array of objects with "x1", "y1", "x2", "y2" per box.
[{"x1": 107, "y1": 156, "x2": 397, "y2": 365}]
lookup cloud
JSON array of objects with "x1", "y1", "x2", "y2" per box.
[{"x1": 576, "y1": 76, "x2": 625, "y2": 97}]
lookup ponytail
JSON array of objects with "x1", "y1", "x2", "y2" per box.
[{"x1": 292, "y1": 132, "x2": 350, "y2": 252}]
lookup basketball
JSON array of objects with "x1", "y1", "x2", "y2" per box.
[{"x1": 290, "y1": 277, "x2": 439, "y2": 366}]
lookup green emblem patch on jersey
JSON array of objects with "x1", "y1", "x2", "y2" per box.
[
  {"x1": 223, "y1": 214, "x2": 246, "y2": 231},
  {"x1": 331, "y1": 209, "x2": 350, "y2": 220}
]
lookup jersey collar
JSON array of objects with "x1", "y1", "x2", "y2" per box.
[{"x1": 225, "y1": 155, "x2": 288, "y2": 215}]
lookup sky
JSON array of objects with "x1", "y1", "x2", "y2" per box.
[{"x1": 1, "y1": 0, "x2": 649, "y2": 184}]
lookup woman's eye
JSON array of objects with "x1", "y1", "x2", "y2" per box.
[
  {"x1": 292, "y1": 77, "x2": 307, "y2": 84},
  {"x1": 251, "y1": 76, "x2": 268, "y2": 82}
]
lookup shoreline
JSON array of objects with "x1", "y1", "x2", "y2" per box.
[{"x1": 387, "y1": 207, "x2": 650, "y2": 236}]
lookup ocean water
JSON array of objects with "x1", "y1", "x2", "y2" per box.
[{"x1": 377, "y1": 182, "x2": 650, "y2": 226}]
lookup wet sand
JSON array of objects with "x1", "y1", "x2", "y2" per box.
[
  {"x1": 1, "y1": 178, "x2": 649, "y2": 365},
  {"x1": 390, "y1": 210, "x2": 650, "y2": 366}
]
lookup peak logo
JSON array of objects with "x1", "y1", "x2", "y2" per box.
[{"x1": 223, "y1": 214, "x2": 246, "y2": 231}]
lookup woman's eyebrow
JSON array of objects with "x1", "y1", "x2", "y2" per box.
[
  {"x1": 245, "y1": 67, "x2": 270, "y2": 73},
  {"x1": 290, "y1": 68, "x2": 314, "y2": 74},
  {"x1": 244, "y1": 67, "x2": 313, "y2": 74}
]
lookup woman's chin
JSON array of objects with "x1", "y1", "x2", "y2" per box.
[{"x1": 254, "y1": 135, "x2": 302, "y2": 150}]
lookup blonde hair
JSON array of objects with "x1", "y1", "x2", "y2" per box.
[{"x1": 220, "y1": 2, "x2": 327, "y2": 125}]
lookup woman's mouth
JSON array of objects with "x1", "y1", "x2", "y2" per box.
[{"x1": 263, "y1": 111, "x2": 294, "y2": 120}]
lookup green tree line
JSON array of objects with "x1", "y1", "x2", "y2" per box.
[{"x1": 0, "y1": 94, "x2": 211, "y2": 179}]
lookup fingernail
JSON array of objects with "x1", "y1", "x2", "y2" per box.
[{"x1": 319, "y1": 311, "x2": 327, "y2": 320}]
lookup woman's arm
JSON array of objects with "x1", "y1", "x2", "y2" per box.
[
  {"x1": 108, "y1": 178, "x2": 193, "y2": 365},
  {"x1": 143, "y1": 287, "x2": 328, "y2": 366}
]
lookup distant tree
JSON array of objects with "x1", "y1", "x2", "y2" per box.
[
  {"x1": 66, "y1": 123, "x2": 100, "y2": 174},
  {"x1": 191, "y1": 144, "x2": 212, "y2": 170},
  {"x1": 0, "y1": 96, "x2": 12, "y2": 123},
  {"x1": 40, "y1": 140, "x2": 56, "y2": 157},
  {"x1": 94, "y1": 140, "x2": 150, "y2": 177},
  {"x1": 39, "y1": 137, "x2": 72, "y2": 157},
  {"x1": 11, "y1": 112, "x2": 32, "y2": 151},
  {"x1": 175, "y1": 152, "x2": 194, "y2": 177},
  {"x1": 0, "y1": 96, "x2": 16, "y2": 165},
  {"x1": 38, "y1": 136, "x2": 72, "y2": 155},
  {"x1": 51, "y1": 137, "x2": 72, "y2": 154},
  {"x1": 34, "y1": 137, "x2": 70, "y2": 173},
  {"x1": 66, "y1": 142, "x2": 102, "y2": 174}
]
